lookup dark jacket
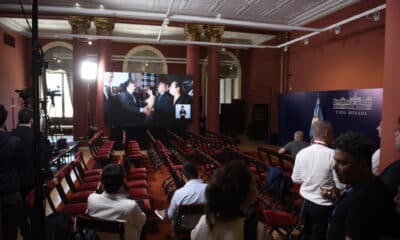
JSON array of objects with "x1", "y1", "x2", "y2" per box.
[
  {"x1": 11, "y1": 125, "x2": 48, "y2": 193},
  {"x1": 119, "y1": 91, "x2": 141, "y2": 113},
  {"x1": 154, "y1": 92, "x2": 174, "y2": 113},
  {"x1": 0, "y1": 131, "x2": 24, "y2": 195},
  {"x1": 174, "y1": 94, "x2": 192, "y2": 105}
]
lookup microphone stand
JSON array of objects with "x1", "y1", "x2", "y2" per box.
[{"x1": 31, "y1": 0, "x2": 46, "y2": 238}]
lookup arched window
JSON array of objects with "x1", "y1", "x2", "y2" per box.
[
  {"x1": 201, "y1": 50, "x2": 242, "y2": 114},
  {"x1": 123, "y1": 45, "x2": 168, "y2": 74},
  {"x1": 42, "y1": 41, "x2": 73, "y2": 121}
]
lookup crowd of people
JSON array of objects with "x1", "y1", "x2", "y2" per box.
[
  {"x1": 86, "y1": 119, "x2": 400, "y2": 240},
  {"x1": 0, "y1": 105, "x2": 49, "y2": 240},
  {"x1": 104, "y1": 77, "x2": 193, "y2": 125}
]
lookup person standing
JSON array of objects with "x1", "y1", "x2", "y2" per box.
[
  {"x1": 169, "y1": 80, "x2": 192, "y2": 105},
  {"x1": 119, "y1": 79, "x2": 143, "y2": 114},
  {"x1": 154, "y1": 80, "x2": 173, "y2": 113},
  {"x1": 291, "y1": 120, "x2": 344, "y2": 240},
  {"x1": 11, "y1": 108, "x2": 49, "y2": 200},
  {"x1": 371, "y1": 121, "x2": 381, "y2": 175},
  {"x1": 327, "y1": 131, "x2": 397, "y2": 240},
  {"x1": 153, "y1": 80, "x2": 173, "y2": 124},
  {"x1": 0, "y1": 104, "x2": 29, "y2": 240}
]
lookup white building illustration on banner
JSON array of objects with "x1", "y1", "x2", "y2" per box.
[{"x1": 333, "y1": 93, "x2": 373, "y2": 110}]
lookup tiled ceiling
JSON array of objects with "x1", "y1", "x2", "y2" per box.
[{"x1": 0, "y1": 0, "x2": 360, "y2": 47}]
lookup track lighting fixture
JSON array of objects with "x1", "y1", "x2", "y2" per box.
[
  {"x1": 283, "y1": 46, "x2": 288, "y2": 52},
  {"x1": 373, "y1": 11, "x2": 380, "y2": 22},
  {"x1": 334, "y1": 26, "x2": 341, "y2": 35}
]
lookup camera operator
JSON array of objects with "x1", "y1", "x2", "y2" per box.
[
  {"x1": 15, "y1": 88, "x2": 33, "y2": 108},
  {"x1": 11, "y1": 108, "x2": 50, "y2": 200},
  {"x1": 0, "y1": 104, "x2": 31, "y2": 240}
]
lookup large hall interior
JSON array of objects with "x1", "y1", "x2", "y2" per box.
[{"x1": 0, "y1": 0, "x2": 399, "y2": 239}]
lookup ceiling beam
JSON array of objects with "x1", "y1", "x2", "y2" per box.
[{"x1": 0, "y1": 4, "x2": 322, "y2": 32}]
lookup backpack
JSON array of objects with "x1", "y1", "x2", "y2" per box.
[{"x1": 265, "y1": 167, "x2": 287, "y2": 197}]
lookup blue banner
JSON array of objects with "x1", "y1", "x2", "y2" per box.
[{"x1": 278, "y1": 88, "x2": 382, "y2": 149}]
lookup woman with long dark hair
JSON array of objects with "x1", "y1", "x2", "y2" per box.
[{"x1": 191, "y1": 161, "x2": 267, "y2": 240}]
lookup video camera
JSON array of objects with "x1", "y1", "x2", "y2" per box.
[
  {"x1": 15, "y1": 88, "x2": 33, "y2": 99},
  {"x1": 15, "y1": 88, "x2": 33, "y2": 107},
  {"x1": 46, "y1": 89, "x2": 61, "y2": 106},
  {"x1": 46, "y1": 89, "x2": 61, "y2": 97}
]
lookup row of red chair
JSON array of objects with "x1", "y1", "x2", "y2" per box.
[
  {"x1": 167, "y1": 130, "x2": 198, "y2": 161},
  {"x1": 167, "y1": 130, "x2": 222, "y2": 179},
  {"x1": 147, "y1": 130, "x2": 185, "y2": 201},
  {"x1": 125, "y1": 140, "x2": 143, "y2": 167},
  {"x1": 26, "y1": 152, "x2": 100, "y2": 217},
  {"x1": 226, "y1": 145, "x2": 303, "y2": 239},
  {"x1": 26, "y1": 150, "x2": 151, "y2": 220},
  {"x1": 205, "y1": 131, "x2": 239, "y2": 150},
  {"x1": 185, "y1": 132, "x2": 226, "y2": 160},
  {"x1": 88, "y1": 130, "x2": 115, "y2": 167},
  {"x1": 258, "y1": 146, "x2": 294, "y2": 174}
]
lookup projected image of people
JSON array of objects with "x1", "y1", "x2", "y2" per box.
[{"x1": 103, "y1": 72, "x2": 193, "y2": 127}]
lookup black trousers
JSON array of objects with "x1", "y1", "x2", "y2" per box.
[
  {"x1": 301, "y1": 199, "x2": 334, "y2": 240},
  {"x1": 0, "y1": 192, "x2": 30, "y2": 240}
]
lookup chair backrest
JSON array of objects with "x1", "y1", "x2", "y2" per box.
[
  {"x1": 76, "y1": 214, "x2": 125, "y2": 240},
  {"x1": 174, "y1": 204, "x2": 205, "y2": 233}
]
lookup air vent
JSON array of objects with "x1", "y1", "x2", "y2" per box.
[{"x1": 3, "y1": 33, "x2": 15, "y2": 48}]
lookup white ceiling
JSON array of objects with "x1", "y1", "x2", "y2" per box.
[{"x1": 0, "y1": 0, "x2": 361, "y2": 47}]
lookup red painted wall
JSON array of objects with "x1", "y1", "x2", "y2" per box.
[
  {"x1": 288, "y1": 0, "x2": 385, "y2": 92},
  {"x1": 242, "y1": 48, "x2": 281, "y2": 134},
  {"x1": 0, "y1": 27, "x2": 28, "y2": 130},
  {"x1": 381, "y1": 0, "x2": 400, "y2": 170}
]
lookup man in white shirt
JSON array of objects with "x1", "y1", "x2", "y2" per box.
[
  {"x1": 371, "y1": 121, "x2": 381, "y2": 175},
  {"x1": 291, "y1": 120, "x2": 344, "y2": 240},
  {"x1": 155, "y1": 162, "x2": 207, "y2": 220},
  {"x1": 87, "y1": 163, "x2": 146, "y2": 240}
]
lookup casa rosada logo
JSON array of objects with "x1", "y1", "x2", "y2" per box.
[{"x1": 333, "y1": 93, "x2": 372, "y2": 116}]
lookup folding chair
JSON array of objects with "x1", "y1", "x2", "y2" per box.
[{"x1": 76, "y1": 214, "x2": 125, "y2": 240}]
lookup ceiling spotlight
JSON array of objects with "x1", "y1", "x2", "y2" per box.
[
  {"x1": 229, "y1": 65, "x2": 233, "y2": 70},
  {"x1": 88, "y1": 41, "x2": 92, "y2": 45},
  {"x1": 99, "y1": 4, "x2": 104, "y2": 9},
  {"x1": 373, "y1": 11, "x2": 380, "y2": 22},
  {"x1": 216, "y1": 13, "x2": 221, "y2": 19},
  {"x1": 163, "y1": 18, "x2": 169, "y2": 27},
  {"x1": 75, "y1": 2, "x2": 80, "y2": 7},
  {"x1": 304, "y1": 38, "x2": 309, "y2": 45},
  {"x1": 52, "y1": 57, "x2": 57, "y2": 60},
  {"x1": 283, "y1": 46, "x2": 288, "y2": 52},
  {"x1": 334, "y1": 26, "x2": 341, "y2": 35},
  {"x1": 57, "y1": 59, "x2": 61, "y2": 63},
  {"x1": 145, "y1": 61, "x2": 149, "y2": 67}
]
